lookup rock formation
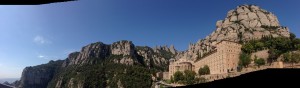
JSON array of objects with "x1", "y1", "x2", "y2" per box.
[
  {"x1": 184, "y1": 4, "x2": 290, "y2": 61},
  {"x1": 62, "y1": 40, "x2": 177, "y2": 67},
  {"x1": 136, "y1": 45, "x2": 177, "y2": 69},
  {"x1": 17, "y1": 60, "x2": 64, "y2": 88},
  {"x1": 62, "y1": 42, "x2": 110, "y2": 67}
]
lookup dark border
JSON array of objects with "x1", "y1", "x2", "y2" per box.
[{"x1": 0, "y1": 0, "x2": 76, "y2": 5}]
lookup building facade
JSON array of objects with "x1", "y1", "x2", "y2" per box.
[
  {"x1": 194, "y1": 41, "x2": 242, "y2": 74},
  {"x1": 166, "y1": 41, "x2": 242, "y2": 79},
  {"x1": 168, "y1": 58, "x2": 194, "y2": 79}
]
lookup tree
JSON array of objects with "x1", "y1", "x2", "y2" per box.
[
  {"x1": 198, "y1": 65, "x2": 210, "y2": 75},
  {"x1": 292, "y1": 39, "x2": 300, "y2": 50},
  {"x1": 183, "y1": 70, "x2": 196, "y2": 85},
  {"x1": 297, "y1": 44, "x2": 300, "y2": 50},
  {"x1": 239, "y1": 52, "x2": 251, "y2": 68},
  {"x1": 254, "y1": 58, "x2": 265, "y2": 68},
  {"x1": 170, "y1": 76, "x2": 174, "y2": 83},
  {"x1": 290, "y1": 52, "x2": 300, "y2": 68},
  {"x1": 173, "y1": 71, "x2": 184, "y2": 83},
  {"x1": 255, "y1": 42, "x2": 265, "y2": 50},
  {"x1": 268, "y1": 48, "x2": 281, "y2": 63},
  {"x1": 283, "y1": 52, "x2": 291, "y2": 63},
  {"x1": 242, "y1": 43, "x2": 254, "y2": 53},
  {"x1": 290, "y1": 33, "x2": 296, "y2": 40}
]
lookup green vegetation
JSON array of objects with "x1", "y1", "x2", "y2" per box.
[
  {"x1": 290, "y1": 52, "x2": 300, "y2": 67},
  {"x1": 198, "y1": 65, "x2": 210, "y2": 75},
  {"x1": 156, "y1": 49, "x2": 175, "y2": 59},
  {"x1": 194, "y1": 77, "x2": 207, "y2": 84},
  {"x1": 261, "y1": 25, "x2": 280, "y2": 30},
  {"x1": 171, "y1": 70, "x2": 198, "y2": 85},
  {"x1": 135, "y1": 46, "x2": 176, "y2": 71},
  {"x1": 241, "y1": 33, "x2": 300, "y2": 62},
  {"x1": 233, "y1": 20, "x2": 241, "y2": 24},
  {"x1": 183, "y1": 70, "x2": 197, "y2": 85},
  {"x1": 173, "y1": 71, "x2": 184, "y2": 83},
  {"x1": 238, "y1": 33, "x2": 300, "y2": 71},
  {"x1": 283, "y1": 52, "x2": 291, "y2": 62},
  {"x1": 283, "y1": 51, "x2": 300, "y2": 67},
  {"x1": 238, "y1": 52, "x2": 251, "y2": 68},
  {"x1": 47, "y1": 58, "x2": 156, "y2": 88},
  {"x1": 170, "y1": 76, "x2": 174, "y2": 83},
  {"x1": 254, "y1": 58, "x2": 265, "y2": 67}
]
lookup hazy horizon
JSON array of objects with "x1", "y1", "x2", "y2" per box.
[{"x1": 0, "y1": 78, "x2": 19, "y2": 84}]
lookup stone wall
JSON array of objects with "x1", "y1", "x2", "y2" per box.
[{"x1": 163, "y1": 72, "x2": 169, "y2": 80}]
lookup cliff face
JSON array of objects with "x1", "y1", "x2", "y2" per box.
[
  {"x1": 17, "y1": 60, "x2": 64, "y2": 88},
  {"x1": 184, "y1": 5, "x2": 290, "y2": 60},
  {"x1": 136, "y1": 45, "x2": 177, "y2": 70},
  {"x1": 62, "y1": 42, "x2": 110, "y2": 67},
  {"x1": 62, "y1": 40, "x2": 177, "y2": 68}
]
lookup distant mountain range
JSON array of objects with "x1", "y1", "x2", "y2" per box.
[
  {"x1": 0, "y1": 83, "x2": 13, "y2": 88},
  {"x1": 0, "y1": 78, "x2": 19, "y2": 84}
]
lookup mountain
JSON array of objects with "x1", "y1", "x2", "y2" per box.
[
  {"x1": 16, "y1": 40, "x2": 177, "y2": 88},
  {"x1": 183, "y1": 4, "x2": 290, "y2": 61},
  {"x1": 15, "y1": 4, "x2": 296, "y2": 88},
  {"x1": 61, "y1": 40, "x2": 177, "y2": 69},
  {"x1": 0, "y1": 83, "x2": 13, "y2": 88},
  {"x1": 18, "y1": 60, "x2": 64, "y2": 88}
]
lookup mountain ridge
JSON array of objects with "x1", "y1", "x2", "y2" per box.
[{"x1": 14, "y1": 4, "x2": 296, "y2": 88}]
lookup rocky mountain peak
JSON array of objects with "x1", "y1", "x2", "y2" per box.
[
  {"x1": 153, "y1": 45, "x2": 177, "y2": 55},
  {"x1": 214, "y1": 4, "x2": 290, "y2": 42},
  {"x1": 111, "y1": 40, "x2": 135, "y2": 56},
  {"x1": 184, "y1": 4, "x2": 291, "y2": 61},
  {"x1": 62, "y1": 40, "x2": 176, "y2": 67},
  {"x1": 223, "y1": 4, "x2": 280, "y2": 28},
  {"x1": 62, "y1": 42, "x2": 111, "y2": 67}
]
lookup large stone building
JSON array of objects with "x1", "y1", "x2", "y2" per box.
[
  {"x1": 168, "y1": 58, "x2": 195, "y2": 79},
  {"x1": 166, "y1": 41, "x2": 242, "y2": 79}
]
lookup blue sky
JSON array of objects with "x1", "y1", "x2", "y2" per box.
[{"x1": 0, "y1": 0, "x2": 299, "y2": 79}]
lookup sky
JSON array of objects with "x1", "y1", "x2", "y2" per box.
[{"x1": 0, "y1": 0, "x2": 299, "y2": 79}]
